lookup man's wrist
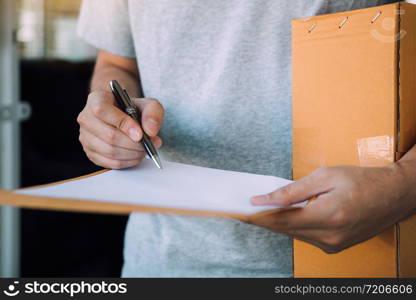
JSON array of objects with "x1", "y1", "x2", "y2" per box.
[{"x1": 387, "y1": 159, "x2": 416, "y2": 214}]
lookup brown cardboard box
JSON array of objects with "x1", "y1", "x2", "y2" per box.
[{"x1": 292, "y1": 2, "x2": 416, "y2": 277}]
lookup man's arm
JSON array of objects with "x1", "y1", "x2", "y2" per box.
[
  {"x1": 77, "y1": 51, "x2": 164, "y2": 169},
  {"x1": 248, "y1": 144, "x2": 416, "y2": 254},
  {"x1": 91, "y1": 50, "x2": 140, "y2": 97}
]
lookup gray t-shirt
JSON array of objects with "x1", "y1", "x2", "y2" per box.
[{"x1": 78, "y1": 0, "x2": 392, "y2": 277}]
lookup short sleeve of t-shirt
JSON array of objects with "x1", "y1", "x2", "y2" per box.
[{"x1": 77, "y1": 0, "x2": 135, "y2": 58}]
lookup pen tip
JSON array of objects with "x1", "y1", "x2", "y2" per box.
[{"x1": 153, "y1": 156, "x2": 163, "y2": 169}]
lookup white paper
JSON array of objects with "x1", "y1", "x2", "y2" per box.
[{"x1": 16, "y1": 159, "x2": 306, "y2": 215}]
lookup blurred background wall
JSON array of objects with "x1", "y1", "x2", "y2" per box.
[
  {"x1": 18, "y1": 0, "x2": 97, "y2": 60},
  {"x1": 2, "y1": 0, "x2": 128, "y2": 276}
]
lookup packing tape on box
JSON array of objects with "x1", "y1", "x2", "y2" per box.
[{"x1": 357, "y1": 135, "x2": 395, "y2": 167}]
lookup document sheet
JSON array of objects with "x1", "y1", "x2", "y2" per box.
[{"x1": 16, "y1": 159, "x2": 306, "y2": 215}]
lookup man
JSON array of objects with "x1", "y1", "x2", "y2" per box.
[{"x1": 77, "y1": 0, "x2": 415, "y2": 277}]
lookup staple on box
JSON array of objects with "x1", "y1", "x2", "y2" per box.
[
  {"x1": 338, "y1": 16, "x2": 349, "y2": 29},
  {"x1": 308, "y1": 22, "x2": 317, "y2": 33},
  {"x1": 371, "y1": 11, "x2": 382, "y2": 23}
]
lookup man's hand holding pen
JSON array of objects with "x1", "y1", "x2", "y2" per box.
[{"x1": 77, "y1": 89, "x2": 164, "y2": 169}]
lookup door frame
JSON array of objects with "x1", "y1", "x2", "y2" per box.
[{"x1": 0, "y1": 0, "x2": 22, "y2": 278}]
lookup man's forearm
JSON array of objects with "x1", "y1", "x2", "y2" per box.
[
  {"x1": 91, "y1": 64, "x2": 140, "y2": 98},
  {"x1": 89, "y1": 51, "x2": 140, "y2": 97}
]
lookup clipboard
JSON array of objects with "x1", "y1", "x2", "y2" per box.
[{"x1": 0, "y1": 159, "x2": 305, "y2": 222}]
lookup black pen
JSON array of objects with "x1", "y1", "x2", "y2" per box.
[{"x1": 109, "y1": 80, "x2": 163, "y2": 169}]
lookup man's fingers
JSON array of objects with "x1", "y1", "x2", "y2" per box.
[
  {"x1": 80, "y1": 90, "x2": 164, "y2": 169},
  {"x1": 249, "y1": 197, "x2": 331, "y2": 231},
  {"x1": 85, "y1": 150, "x2": 143, "y2": 170},
  {"x1": 251, "y1": 167, "x2": 333, "y2": 207},
  {"x1": 78, "y1": 113, "x2": 143, "y2": 151},
  {"x1": 151, "y1": 135, "x2": 163, "y2": 148},
  {"x1": 250, "y1": 180, "x2": 318, "y2": 206},
  {"x1": 80, "y1": 129, "x2": 145, "y2": 161},
  {"x1": 133, "y1": 98, "x2": 164, "y2": 137},
  {"x1": 90, "y1": 100, "x2": 143, "y2": 142},
  {"x1": 249, "y1": 205, "x2": 353, "y2": 254}
]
